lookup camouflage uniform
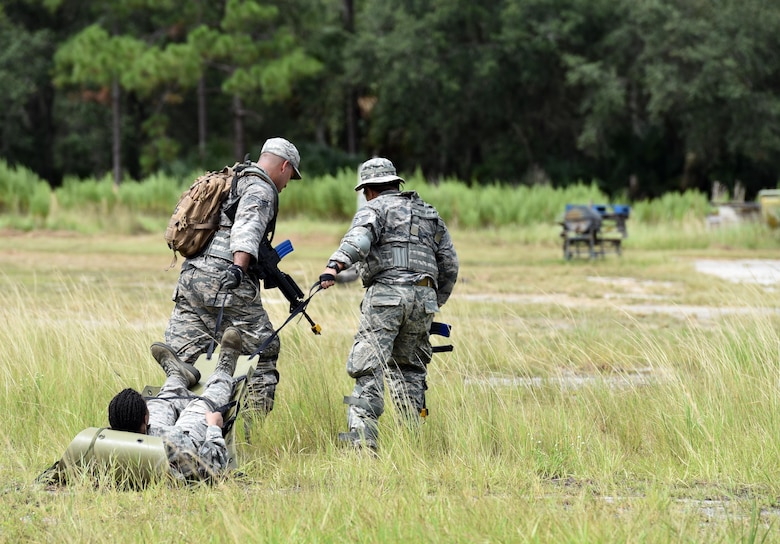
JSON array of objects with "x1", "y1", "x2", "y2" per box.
[
  {"x1": 164, "y1": 167, "x2": 281, "y2": 414},
  {"x1": 329, "y1": 182, "x2": 459, "y2": 449},
  {"x1": 147, "y1": 370, "x2": 233, "y2": 480}
]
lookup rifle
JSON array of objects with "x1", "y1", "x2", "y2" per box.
[
  {"x1": 251, "y1": 239, "x2": 321, "y2": 335},
  {"x1": 429, "y1": 321, "x2": 453, "y2": 353}
]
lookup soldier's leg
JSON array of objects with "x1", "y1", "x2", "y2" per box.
[
  {"x1": 164, "y1": 267, "x2": 219, "y2": 366},
  {"x1": 224, "y1": 297, "x2": 280, "y2": 416},
  {"x1": 247, "y1": 351, "x2": 280, "y2": 414},
  {"x1": 386, "y1": 288, "x2": 435, "y2": 424},
  {"x1": 174, "y1": 371, "x2": 234, "y2": 446},
  {"x1": 340, "y1": 284, "x2": 405, "y2": 450},
  {"x1": 342, "y1": 373, "x2": 384, "y2": 450},
  {"x1": 147, "y1": 375, "x2": 192, "y2": 428},
  {"x1": 386, "y1": 363, "x2": 427, "y2": 426}
]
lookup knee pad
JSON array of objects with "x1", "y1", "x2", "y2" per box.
[
  {"x1": 343, "y1": 391, "x2": 384, "y2": 418},
  {"x1": 252, "y1": 336, "x2": 280, "y2": 362}
]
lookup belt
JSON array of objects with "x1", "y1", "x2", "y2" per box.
[{"x1": 415, "y1": 277, "x2": 434, "y2": 288}]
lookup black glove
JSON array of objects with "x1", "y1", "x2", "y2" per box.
[
  {"x1": 320, "y1": 260, "x2": 341, "y2": 283},
  {"x1": 222, "y1": 264, "x2": 244, "y2": 290}
]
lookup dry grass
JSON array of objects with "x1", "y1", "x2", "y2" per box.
[{"x1": 1, "y1": 221, "x2": 779, "y2": 542}]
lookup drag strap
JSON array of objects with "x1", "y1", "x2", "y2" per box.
[
  {"x1": 207, "y1": 290, "x2": 229, "y2": 360},
  {"x1": 248, "y1": 282, "x2": 322, "y2": 359}
]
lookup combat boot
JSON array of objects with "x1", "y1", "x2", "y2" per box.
[
  {"x1": 217, "y1": 327, "x2": 242, "y2": 376},
  {"x1": 338, "y1": 431, "x2": 378, "y2": 455},
  {"x1": 150, "y1": 342, "x2": 201, "y2": 387}
]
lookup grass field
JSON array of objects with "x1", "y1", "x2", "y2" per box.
[{"x1": 2, "y1": 218, "x2": 780, "y2": 542}]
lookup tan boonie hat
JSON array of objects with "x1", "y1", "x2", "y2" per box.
[
  {"x1": 261, "y1": 137, "x2": 302, "y2": 179},
  {"x1": 354, "y1": 157, "x2": 404, "y2": 191}
]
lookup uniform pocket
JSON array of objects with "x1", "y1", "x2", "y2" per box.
[{"x1": 369, "y1": 291, "x2": 403, "y2": 307}]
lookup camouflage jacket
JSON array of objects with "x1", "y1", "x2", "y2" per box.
[{"x1": 329, "y1": 190, "x2": 459, "y2": 307}]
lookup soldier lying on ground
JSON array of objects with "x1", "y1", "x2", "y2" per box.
[{"x1": 107, "y1": 327, "x2": 242, "y2": 481}]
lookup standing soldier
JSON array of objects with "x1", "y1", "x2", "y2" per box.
[
  {"x1": 161, "y1": 137, "x2": 302, "y2": 422},
  {"x1": 318, "y1": 157, "x2": 459, "y2": 451}
]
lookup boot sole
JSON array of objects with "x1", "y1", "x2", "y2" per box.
[{"x1": 150, "y1": 343, "x2": 201, "y2": 386}]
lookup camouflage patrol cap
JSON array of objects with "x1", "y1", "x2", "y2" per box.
[
  {"x1": 354, "y1": 157, "x2": 405, "y2": 191},
  {"x1": 261, "y1": 137, "x2": 302, "y2": 179}
]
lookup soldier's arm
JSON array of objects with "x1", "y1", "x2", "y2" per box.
[
  {"x1": 435, "y1": 224, "x2": 459, "y2": 307},
  {"x1": 327, "y1": 206, "x2": 379, "y2": 268},
  {"x1": 230, "y1": 180, "x2": 276, "y2": 260},
  {"x1": 196, "y1": 425, "x2": 230, "y2": 476}
]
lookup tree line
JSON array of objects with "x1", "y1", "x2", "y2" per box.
[{"x1": 1, "y1": 0, "x2": 779, "y2": 200}]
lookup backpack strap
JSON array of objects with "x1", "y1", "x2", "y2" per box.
[
  {"x1": 224, "y1": 158, "x2": 278, "y2": 235},
  {"x1": 223, "y1": 161, "x2": 245, "y2": 223},
  {"x1": 264, "y1": 188, "x2": 279, "y2": 245}
]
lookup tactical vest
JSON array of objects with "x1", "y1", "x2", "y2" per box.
[
  {"x1": 204, "y1": 166, "x2": 278, "y2": 262},
  {"x1": 360, "y1": 191, "x2": 441, "y2": 285}
]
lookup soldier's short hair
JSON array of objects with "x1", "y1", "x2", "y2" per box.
[{"x1": 108, "y1": 388, "x2": 147, "y2": 433}]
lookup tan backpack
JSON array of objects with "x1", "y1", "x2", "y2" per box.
[{"x1": 164, "y1": 165, "x2": 238, "y2": 264}]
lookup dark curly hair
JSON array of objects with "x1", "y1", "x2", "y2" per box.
[{"x1": 108, "y1": 388, "x2": 148, "y2": 433}]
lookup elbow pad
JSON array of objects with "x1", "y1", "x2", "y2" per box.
[{"x1": 338, "y1": 226, "x2": 372, "y2": 262}]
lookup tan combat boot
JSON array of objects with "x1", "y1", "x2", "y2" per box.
[
  {"x1": 217, "y1": 327, "x2": 242, "y2": 376},
  {"x1": 150, "y1": 343, "x2": 201, "y2": 387}
]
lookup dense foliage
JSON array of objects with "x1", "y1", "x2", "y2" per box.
[
  {"x1": 0, "y1": 158, "x2": 723, "y2": 237},
  {"x1": 1, "y1": 0, "x2": 779, "y2": 200}
]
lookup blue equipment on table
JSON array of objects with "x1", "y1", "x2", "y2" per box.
[{"x1": 559, "y1": 204, "x2": 630, "y2": 260}]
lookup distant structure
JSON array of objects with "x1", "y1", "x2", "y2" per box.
[
  {"x1": 706, "y1": 180, "x2": 760, "y2": 228},
  {"x1": 559, "y1": 203, "x2": 630, "y2": 259}
]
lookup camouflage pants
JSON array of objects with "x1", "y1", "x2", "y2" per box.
[
  {"x1": 164, "y1": 260, "x2": 281, "y2": 415},
  {"x1": 147, "y1": 371, "x2": 233, "y2": 447},
  {"x1": 147, "y1": 371, "x2": 234, "y2": 478},
  {"x1": 344, "y1": 282, "x2": 438, "y2": 446}
]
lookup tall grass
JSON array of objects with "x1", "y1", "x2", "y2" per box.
[
  {"x1": 3, "y1": 159, "x2": 777, "y2": 252},
  {"x1": 0, "y1": 160, "x2": 51, "y2": 221},
  {"x1": 1, "y1": 227, "x2": 779, "y2": 541}
]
